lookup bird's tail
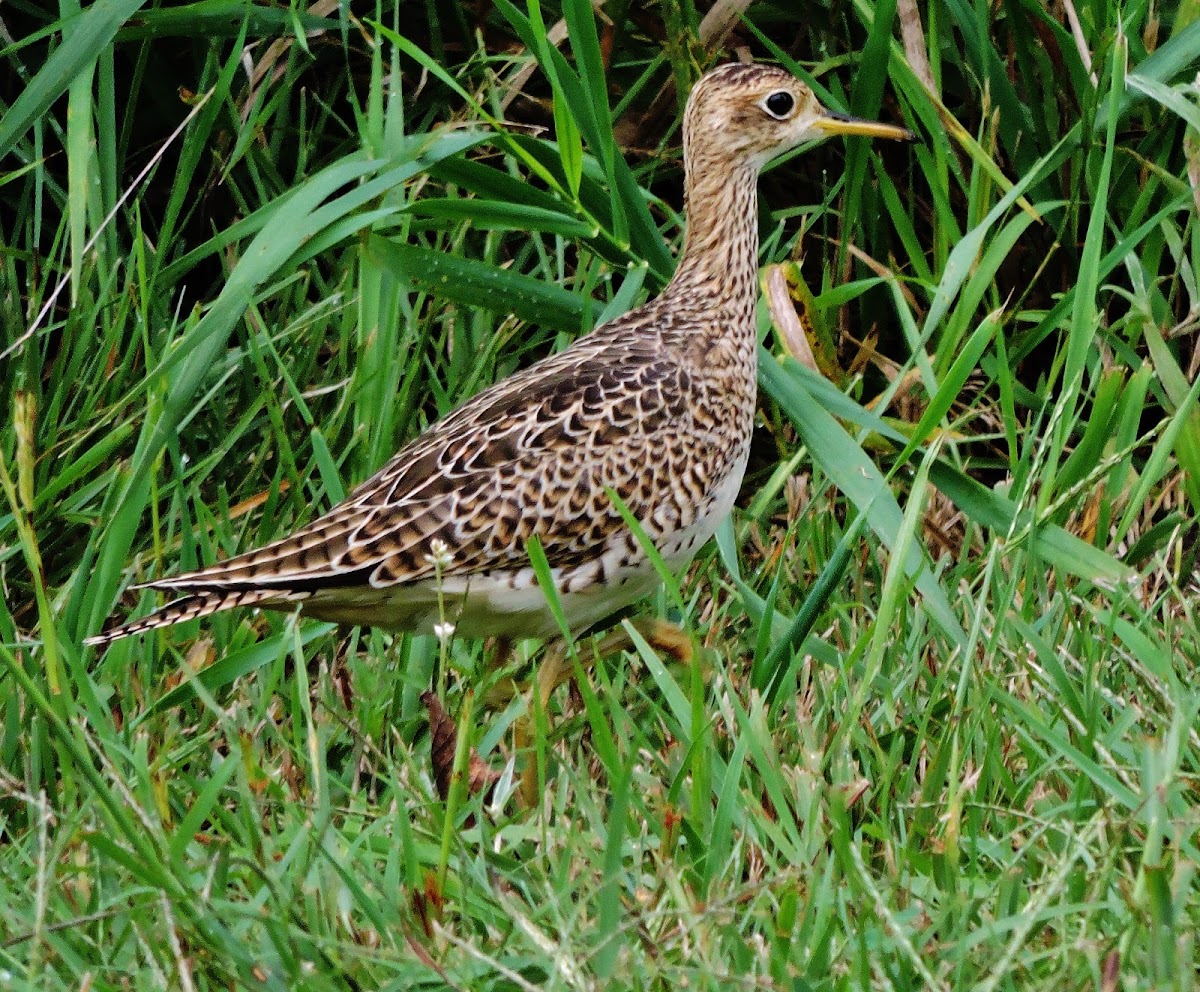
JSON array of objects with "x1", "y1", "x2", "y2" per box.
[{"x1": 84, "y1": 588, "x2": 307, "y2": 647}]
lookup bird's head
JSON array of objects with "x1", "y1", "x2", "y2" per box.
[{"x1": 683, "y1": 63, "x2": 914, "y2": 171}]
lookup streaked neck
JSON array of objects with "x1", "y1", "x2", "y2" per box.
[{"x1": 664, "y1": 161, "x2": 760, "y2": 318}]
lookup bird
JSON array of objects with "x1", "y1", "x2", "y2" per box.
[{"x1": 86, "y1": 62, "x2": 912, "y2": 651}]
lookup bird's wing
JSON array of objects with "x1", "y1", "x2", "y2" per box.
[{"x1": 145, "y1": 341, "x2": 715, "y2": 595}]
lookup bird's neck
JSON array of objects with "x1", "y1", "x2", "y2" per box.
[{"x1": 664, "y1": 162, "x2": 761, "y2": 322}]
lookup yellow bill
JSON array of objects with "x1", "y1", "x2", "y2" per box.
[{"x1": 813, "y1": 109, "x2": 915, "y2": 142}]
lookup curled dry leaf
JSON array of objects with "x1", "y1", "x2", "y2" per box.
[
  {"x1": 1101, "y1": 950, "x2": 1120, "y2": 992},
  {"x1": 897, "y1": 0, "x2": 937, "y2": 95},
  {"x1": 765, "y1": 264, "x2": 819, "y2": 373},
  {"x1": 421, "y1": 690, "x2": 498, "y2": 803}
]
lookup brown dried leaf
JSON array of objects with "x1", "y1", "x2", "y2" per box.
[
  {"x1": 1100, "y1": 950, "x2": 1120, "y2": 992},
  {"x1": 765, "y1": 264, "x2": 819, "y2": 373},
  {"x1": 163, "y1": 638, "x2": 216, "y2": 693},
  {"x1": 239, "y1": 0, "x2": 342, "y2": 124},
  {"x1": 422, "y1": 691, "x2": 457, "y2": 802},
  {"x1": 422, "y1": 691, "x2": 498, "y2": 803},
  {"x1": 898, "y1": 0, "x2": 937, "y2": 95}
]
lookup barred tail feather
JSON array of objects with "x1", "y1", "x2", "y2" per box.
[{"x1": 84, "y1": 588, "x2": 309, "y2": 647}]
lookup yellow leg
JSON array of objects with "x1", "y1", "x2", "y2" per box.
[
  {"x1": 485, "y1": 619, "x2": 695, "y2": 714},
  {"x1": 490, "y1": 636, "x2": 514, "y2": 669},
  {"x1": 593, "y1": 617, "x2": 693, "y2": 664},
  {"x1": 517, "y1": 642, "x2": 568, "y2": 807},
  {"x1": 514, "y1": 620, "x2": 694, "y2": 807},
  {"x1": 481, "y1": 636, "x2": 523, "y2": 710}
]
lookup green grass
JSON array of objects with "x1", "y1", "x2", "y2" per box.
[{"x1": 3, "y1": 1, "x2": 1200, "y2": 988}]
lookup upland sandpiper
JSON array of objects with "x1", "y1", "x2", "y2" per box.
[{"x1": 87, "y1": 63, "x2": 911, "y2": 650}]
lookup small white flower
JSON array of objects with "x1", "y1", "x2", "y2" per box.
[
  {"x1": 433, "y1": 621, "x2": 455, "y2": 644},
  {"x1": 424, "y1": 538, "x2": 453, "y2": 569}
]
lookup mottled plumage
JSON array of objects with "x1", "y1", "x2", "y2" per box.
[{"x1": 87, "y1": 63, "x2": 911, "y2": 648}]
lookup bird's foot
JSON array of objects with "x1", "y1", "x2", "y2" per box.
[
  {"x1": 514, "y1": 620, "x2": 697, "y2": 807},
  {"x1": 593, "y1": 617, "x2": 694, "y2": 664}
]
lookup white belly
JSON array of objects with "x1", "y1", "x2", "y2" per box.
[{"x1": 299, "y1": 457, "x2": 748, "y2": 640}]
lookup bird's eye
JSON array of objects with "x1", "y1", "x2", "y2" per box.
[{"x1": 763, "y1": 90, "x2": 795, "y2": 118}]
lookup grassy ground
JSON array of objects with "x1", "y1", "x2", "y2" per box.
[{"x1": 2, "y1": 1, "x2": 1200, "y2": 988}]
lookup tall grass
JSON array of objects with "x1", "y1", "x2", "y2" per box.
[{"x1": 2, "y1": 1, "x2": 1199, "y2": 987}]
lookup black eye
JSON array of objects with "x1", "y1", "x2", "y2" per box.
[{"x1": 764, "y1": 91, "x2": 794, "y2": 118}]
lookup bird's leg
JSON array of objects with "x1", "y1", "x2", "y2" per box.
[
  {"x1": 516, "y1": 640, "x2": 569, "y2": 807},
  {"x1": 482, "y1": 635, "x2": 539, "y2": 711},
  {"x1": 593, "y1": 617, "x2": 694, "y2": 664},
  {"x1": 514, "y1": 621, "x2": 695, "y2": 807},
  {"x1": 490, "y1": 636, "x2": 514, "y2": 669},
  {"x1": 520, "y1": 619, "x2": 696, "y2": 710}
]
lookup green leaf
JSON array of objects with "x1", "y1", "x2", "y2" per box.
[
  {"x1": 759, "y1": 354, "x2": 966, "y2": 647},
  {"x1": 1102, "y1": 18, "x2": 1200, "y2": 125},
  {"x1": 137, "y1": 622, "x2": 335, "y2": 718},
  {"x1": 367, "y1": 236, "x2": 587, "y2": 333},
  {"x1": 407, "y1": 197, "x2": 595, "y2": 237},
  {"x1": 553, "y1": 96, "x2": 585, "y2": 198},
  {"x1": 762, "y1": 353, "x2": 1136, "y2": 588},
  {"x1": 0, "y1": 0, "x2": 149, "y2": 162}
]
